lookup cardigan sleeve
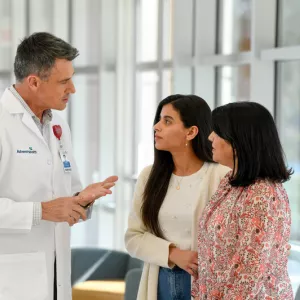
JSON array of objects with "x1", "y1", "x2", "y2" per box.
[
  {"x1": 124, "y1": 166, "x2": 174, "y2": 268},
  {"x1": 191, "y1": 170, "x2": 232, "y2": 298}
]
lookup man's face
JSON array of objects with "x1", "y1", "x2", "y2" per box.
[{"x1": 35, "y1": 59, "x2": 76, "y2": 111}]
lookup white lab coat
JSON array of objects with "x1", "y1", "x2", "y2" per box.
[{"x1": 0, "y1": 88, "x2": 82, "y2": 300}]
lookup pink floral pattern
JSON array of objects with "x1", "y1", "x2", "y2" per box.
[{"x1": 192, "y1": 172, "x2": 293, "y2": 300}]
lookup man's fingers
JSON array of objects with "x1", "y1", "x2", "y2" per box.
[
  {"x1": 92, "y1": 189, "x2": 112, "y2": 199},
  {"x1": 70, "y1": 210, "x2": 81, "y2": 223},
  {"x1": 72, "y1": 204, "x2": 87, "y2": 220},
  {"x1": 67, "y1": 216, "x2": 75, "y2": 226},
  {"x1": 102, "y1": 182, "x2": 115, "y2": 189},
  {"x1": 74, "y1": 194, "x2": 96, "y2": 206},
  {"x1": 102, "y1": 176, "x2": 118, "y2": 184}
]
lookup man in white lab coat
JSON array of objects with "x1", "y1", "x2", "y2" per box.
[{"x1": 0, "y1": 32, "x2": 118, "y2": 300}]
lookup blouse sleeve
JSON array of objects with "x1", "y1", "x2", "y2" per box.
[{"x1": 223, "y1": 182, "x2": 291, "y2": 299}]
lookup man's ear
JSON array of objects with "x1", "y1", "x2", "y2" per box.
[{"x1": 27, "y1": 75, "x2": 41, "y2": 90}]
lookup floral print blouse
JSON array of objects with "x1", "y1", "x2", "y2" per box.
[{"x1": 192, "y1": 172, "x2": 293, "y2": 300}]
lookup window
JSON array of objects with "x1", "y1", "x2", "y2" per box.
[
  {"x1": 0, "y1": 0, "x2": 11, "y2": 71},
  {"x1": 137, "y1": 0, "x2": 159, "y2": 62},
  {"x1": 72, "y1": 0, "x2": 101, "y2": 67},
  {"x1": 217, "y1": 0, "x2": 251, "y2": 54},
  {"x1": 162, "y1": 0, "x2": 173, "y2": 60},
  {"x1": 216, "y1": 65, "x2": 250, "y2": 105},
  {"x1": 277, "y1": 0, "x2": 300, "y2": 47},
  {"x1": 136, "y1": 71, "x2": 157, "y2": 174},
  {"x1": 277, "y1": 61, "x2": 300, "y2": 242},
  {"x1": 134, "y1": 0, "x2": 173, "y2": 175},
  {"x1": 0, "y1": 77, "x2": 10, "y2": 94},
  {"x1": 162, "y1": 69, "x2": 173, "y2": 99}
]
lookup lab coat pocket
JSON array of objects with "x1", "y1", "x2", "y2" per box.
[{"x1": 0, "y1": 252, "x2": 48, "y2": 300}]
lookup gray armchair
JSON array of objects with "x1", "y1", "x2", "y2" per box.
[
  {"x1": 295, "y1": 284, "x2": 300, "y2": 300},
  {"x1": 71, "y1": 248, "x2": 142, "y2": 300},
  {"x1": 124, "y1": 268, "x2": 143, "y2": 300}
]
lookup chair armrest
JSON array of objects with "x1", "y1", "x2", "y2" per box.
[{"x1": 124, "y1": 268, "x2": 143, "y2": 300}]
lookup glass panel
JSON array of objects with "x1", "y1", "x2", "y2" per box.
[
  {"x1": 277, "y1": 0, "x2": 300, "y2": 47},
  {"x1": 0, "y1": 0, "x2": 11, "y2": 71},
  {"x1": 217, "y1": 0, "x2": 251, "y2": 54},
  {"x1": 72, "y1": 0, "x2": 101, "y2": 66},
  {"x1": 173, "y1": 67, "x2": 192, "y2": 94},
  {"x1": 137, "y1": 0, "x2": 159, "y2": 62},
  {"x1": 277, "y1": 61, "x2": 300, "y2": 296},
  {"x1": 0, "y1": 77, "x2": 10, "y2": 94},
  {"x1": 162, "y1": 69, "x2": 173, "y2": 99},
  {"x1": 216, "y1": 65, "x2": 250, "y2": 105},
  {"x1": 277, "y1": 61, "x2": 300, "y2": 242},
  {"x1": 70, "y1": 73, "x2": 100, "y2": 248},
  {"x1": 29, "y1": 0, "x2": 53, "y2": 33},
  {"x1": 163, "y1": 0, "x2": 173, "y2": 60},
  {"x1": 135, "y1": 71, "x2": 158, "y2": 174},
  {"x1": 70, "y1": 73, "x2": 99, "y2": 187},
  {"x1": 53, "y1": 0, "x2": 69, "y2": 41}
]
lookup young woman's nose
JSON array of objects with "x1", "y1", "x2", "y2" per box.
[{"x1": 153, "y1": 122, "x2": 161, "y2": 132}]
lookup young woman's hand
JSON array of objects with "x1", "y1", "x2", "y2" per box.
[{"x1": 169, "y1": 246, "x2": 198, "y2": 278}]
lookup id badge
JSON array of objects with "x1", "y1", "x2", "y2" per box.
[{"x1": 59, "y1": 149, "x2": 72, "y2": 173}]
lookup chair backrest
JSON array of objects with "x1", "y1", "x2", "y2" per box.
[
  {"x1": 126, "y1": 256, "x2": 143, "y2": 272},
  {"x1": 71, "y1": 248, "x2": 108, "y2": 285},
  {"x1": 124, "y1": 268, "x2": 143, "y2": 300},
  {"x1": 295, "y1": 284, "x2": 300, "y2": 300},
  {"x1": 87, "y1": 250, "x2": 130, "y2": 280}
]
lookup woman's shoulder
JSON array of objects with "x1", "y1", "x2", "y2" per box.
[
  {"x1": 135, "y1": 165, "x2": 153, "y2": 188},
  {"x1": 138, "y1": 165, "x2": 153, "y2": 179},
  {"x1": 206, "y1": 162, "x2": 231, "y2": 179},
  {"x1": 249, "y1": 178, "x2": 285, "y2": 195}
]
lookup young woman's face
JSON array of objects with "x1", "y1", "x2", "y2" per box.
[
  {"x1": 208, "y1": 131, "x2": 234, "y2": 168},
  {"x1": 153, "y1": 104, "x2": 189, "y2": 152}
]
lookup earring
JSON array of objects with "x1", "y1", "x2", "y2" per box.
[{"x1": 185, "y1": 141, "x2": 188, "y2": 147}]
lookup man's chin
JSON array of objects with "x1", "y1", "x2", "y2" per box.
[{"x1": 53, "y1": 103, "x2": 67, "y2": 111}]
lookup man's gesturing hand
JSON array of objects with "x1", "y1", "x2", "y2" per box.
[
  {"x1": 42, "y1": 176, "x2": 118, "y2": 226},
  {"x1": 79, "y1": 175, "x2": 118, "y2": 205},
  {"x1": 42, "y1": 194, "x2": 97, "y2": 226}
]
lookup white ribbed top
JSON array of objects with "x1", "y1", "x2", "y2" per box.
[{"x1": 158, "y1": 163, "x2": 209, "y2": 250}]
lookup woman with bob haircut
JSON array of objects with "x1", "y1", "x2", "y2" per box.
[
  {"x1": 125, "y1": 94, "x2": 230, "y2": 300},
  {"x1": 192, "y1": 102, "x2": 293, "y2": 299}
]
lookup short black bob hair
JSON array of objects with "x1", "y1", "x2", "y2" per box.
[{"x1": 212, "y1": 101, "x2": 293, "y2": 186}]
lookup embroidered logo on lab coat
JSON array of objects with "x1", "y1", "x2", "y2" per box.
[{"x1": 16, "y1": 147, "x2": 37, "y2": 154}]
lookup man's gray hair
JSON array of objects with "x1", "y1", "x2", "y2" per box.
[{"x1": 14, "y1": 32, "x2": 79, "y2": 82}]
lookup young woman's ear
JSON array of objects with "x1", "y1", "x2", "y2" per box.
[{"x1": 186, "y1": 126, "x2": 199, "y2": 141}]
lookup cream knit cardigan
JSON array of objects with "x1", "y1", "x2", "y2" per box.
[{"x1": 125, "y1": 162, "x2": 229, "y2": 300}]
